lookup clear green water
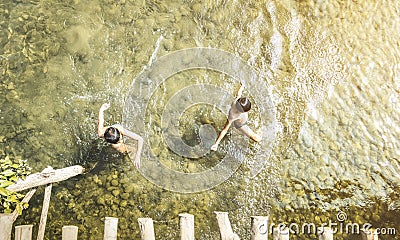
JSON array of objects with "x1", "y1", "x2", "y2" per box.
[{"x1": 1, "y1": 0, "x2": 399, "y2": 239}]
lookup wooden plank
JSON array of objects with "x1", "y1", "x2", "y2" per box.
[
  {"x1": 251, "y1": 216, "x2": 269, "y2": 240},
  {"x1": 138, "y1": 218, "x2": 155, "y2": 240},
  {"x1": 7, "y1": 166, "x2": 84, "y2": 192},
  {"x1": 62, "y1": 226, "x2": 78, "y2": 240},
  {"x1": 272, "y1": 227, "x2": 289, "y2": 240},
  {"x1": 36, "y1": 183, "x2": 52, "y2": 240},
  {"x1": 318, "y1": 227, "x2": 333, "y2": 240},
  {"x1": 214, "y1": 212, "x2": 239, "y2": 240},
  {"x1": 361, "y1": 228, "x2": 378, "y2": 240},
  {"x1": 15, "y1": 225, "x2": 33, "y2": 240},
  {"x1": 179, "y1": 213, "x2": 195, "y2": 240},
  {"x1": 12, "y1": 188, "x2": 37, "y2": 222},
  {"x1": 103, "y1": 217, "x2": 118, "y2": 240},
  {"x1": 0, "y1": 214, "x2": 13, "y2": 240}
]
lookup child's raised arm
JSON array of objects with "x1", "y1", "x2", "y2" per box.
[
  {"x1": 123, "y1": 129, "x2": 144, "y2": 169},
  {"x1": 98, "y1": 103, "x2": 110, "y2": 137},
  {"x1": 211, "y1": 120, "x2": 232, "y2": 151},
  {"x1": 236, "y1": 83, "x2": 244, "y2": 98}
]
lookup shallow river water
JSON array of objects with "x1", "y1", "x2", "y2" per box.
[{"x1": 1, "y1": 0, "x2": 399, "y2": 239}]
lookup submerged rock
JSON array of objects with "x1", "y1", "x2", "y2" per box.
[{"x1": 111, "y1": 179, "x2": 119, "y2": 187}]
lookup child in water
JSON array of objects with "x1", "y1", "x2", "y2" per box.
[
  {"x1": 211, "y1": 83, "x2": 262, "y2": 151},
  {"x1": 98, "y1": 103, "x2": 143, "y2": 169}
]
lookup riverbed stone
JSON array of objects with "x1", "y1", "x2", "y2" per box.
[
  {"x1": 111, "y1": 179, "x2": 119, "y2": 187},
  {"x1": 120, "y1": 192, "x2": 129, "y2": 200}
]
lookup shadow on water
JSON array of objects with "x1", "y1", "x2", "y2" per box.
[{"x1": 71, "y1": 138, "x2": 120, "y2": 175}]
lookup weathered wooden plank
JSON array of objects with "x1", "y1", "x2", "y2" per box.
[
  {"x1": 318, "y1": 227, "x2": 333, "y2": 240},
  {"x1": 179, "y1": 213, "x2": 195, "y2": 240},
  {"x1": 361, "y1": 228, "x2": 379, "y2": 240},
  {"x1": 7, "y1": 166, "x2": 84, "y2": 192},
  {"x1": 138, "y1": 218, "x2": 156, "y2": 240},
  {"x1": 214, "y1": 212, "x2": 239, "y2": 240},
  {"x1": 36, "y1": 184, "x2": 52, "y2": 240},
  {"x1": 62, "y1": 226, "x2": 78, "y2": 240},
  {"x1": 0, "y1": 214, "x2": 13, "y2": 240},
  {"x1": 272, "y1": 227, "x2": 289, "y2": 240},
  {"x1": 251, "y1": 216, "x2": 269, "y2": 240},
  {"x1": 12, "y1": 188, "x2": 37, "y2": 222},
  {"x1": 103, "y1": 217, "x2": 118, "y2": 240},
  {"x1": 15, "y1": 225, "x2": 33, "y2": 240}
]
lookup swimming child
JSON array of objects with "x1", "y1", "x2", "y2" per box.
[
  {"x1": 98, "y1": 103, "x2": 143, "y2": 169},
  {"x1": 211, "y1": 83, "x2": 262, "y2": 151}
]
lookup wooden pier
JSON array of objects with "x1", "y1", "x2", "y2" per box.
[
  {"x1": 1, "y1": 211, "x2": 381, "y2": 240},
  {"x1": 0, "y1": 165, "x2": 381, "y2": 240},
  {"x1": 0, "y1": 165, "x2": 84, "y2": 240}
]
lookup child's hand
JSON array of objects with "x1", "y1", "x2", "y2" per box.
[
  {"x1": 211, "y1": 143, "x2": 219, "y2": 151},
  {"x1": 253, "y1": 134, "x2": 262, "y2": 142},
  {"x1": 237, "y1": 83, "x2": 245, "y2": 98},
  {"x1": 134, "y1": 157, "x2": 141, "y2": 169},
  {"x1": 100, "y1": 103, "x2": 110, "y2": 111}
]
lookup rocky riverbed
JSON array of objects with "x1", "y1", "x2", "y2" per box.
[{"x1": 1, "y1": 0, "x2": 399, "y2": 239}]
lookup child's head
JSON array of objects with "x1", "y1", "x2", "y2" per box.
[
  {"x1": 104, "y1": 127, "x2": 120, "y2": 144},
  {"x1": 236, "y1": 97, "x2": 251, "y2": 112}
]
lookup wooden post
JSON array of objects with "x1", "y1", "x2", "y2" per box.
[
  {"x1": 36, "y1": 183, "x2": 52, "y2": 240},
  {"x1": 0, "y1": 214, "x2": 13, "y2": 240},
  {"x1": 318, "y1": 227, "x2": 333, "y2": 240},
  {"x1": 361, "y1": 228, "x2": 378, "y2": 240},
  {"x1": 138, "y1": 218, "x2": 155, "y2": 240},
  {"x1": 214, "y1": 212, "x2": 239, "y2": 240},
  {"x1": 179, "y1": 213, "x2": 195, "y2": 240},
  {"x1": 62, "y1": 226, "x2": 78, "y2": 240},
  {"x1": 272, "y1": 227, "x2": 289, "y2": 240},
  {"x1": 15, "y1": 225, "x2": 33, "y2": 240},
  {"x1": 251, "y1": 216, "x2": 269, "y2": 240},
  {"x1": 103, "y1": 217, "x2": 118, "y2": 240}
]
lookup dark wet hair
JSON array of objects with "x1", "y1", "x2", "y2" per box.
[
  {"x1": 104, "y1": 127, "x2": 120, "y2": 144},
  {"x1": 236, "y1": 97, "x2": 251, "y2": 112}
]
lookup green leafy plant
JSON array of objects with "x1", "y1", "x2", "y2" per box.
[{"x1": 0, "y1": 155, "x2": 31, "y2": 215}]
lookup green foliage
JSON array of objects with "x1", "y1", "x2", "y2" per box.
[{"x1": 0, "y1": 155, "x2": 31, "y2": 215}]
